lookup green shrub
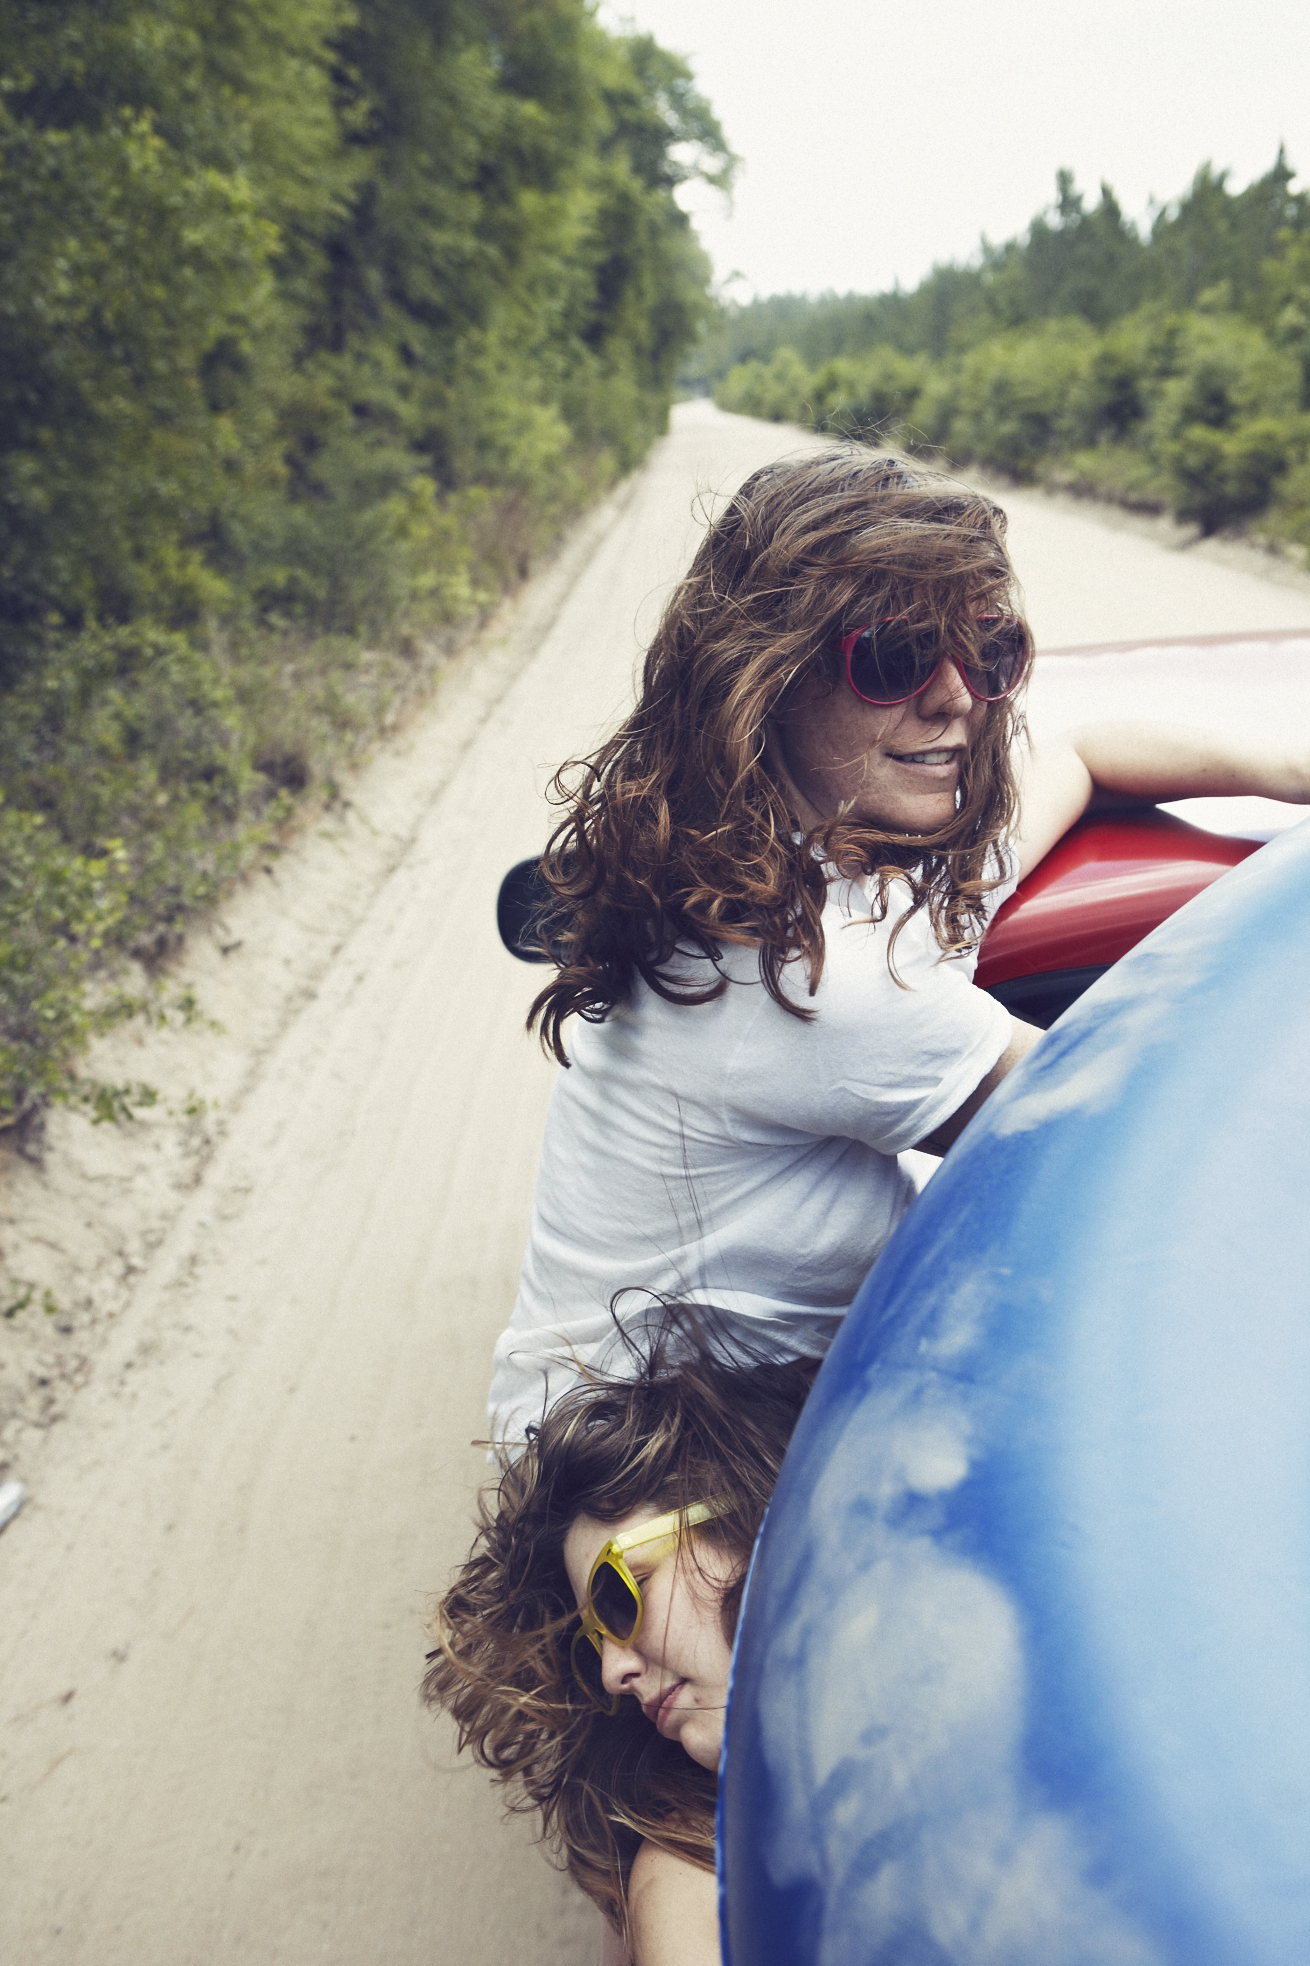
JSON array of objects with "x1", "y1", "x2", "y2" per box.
[
  {"x1": 691, "y1": 156, "x2": 1310, "y2": 562},
  {"x1": 931, "y1": 322, "x2": 1097, "y2": 477},
  {"x1": 907, "y1": 363, "x2": 964, "y2": 453},
  {"x1": 715, "y1": 347, "x2": 814, "y2": 423},
  {"x1": 0, "y1": 0, "x2": 733, "y2": 1122},
  {"x1": 1043, "y1": 445, "x2": 1171, "y2": 511},
  {"x1": 0, "y1": 102, "x2": 277, "y2": 665},
  {"x1": 712, "y1": 306, "x2": 1310, "y2": 563},
  {"x1": 0, "y1": 628, "x2": 257, "y2": 958},
  {"x1": 1148, "y1": 314, "x2": 1300, "y2": 447},
  {"x1": 0, "y1": 599, "x2": 546, "y2": 1119},
  {"x1": 1163, "y1": 414, "x2": 1308, "y2": 534},
  {"x1": 809, "y1": 349, "x2": 927, "y2": 438},
  {"x1": 1062, "y1": 307, "x2": 1182, "y2": 445},
  {"x1": 0, "y1": 803, "x2": 139, "y2": 1125}
]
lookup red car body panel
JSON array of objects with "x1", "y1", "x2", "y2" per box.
[
  {"x1": 975, "y1": 812, "x2": 1261, "y2": 989},
  {"x1": 972, "y1": 627, "x2": 1310, "y2": 1003}
]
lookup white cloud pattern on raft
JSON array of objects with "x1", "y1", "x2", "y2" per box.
[{"x1": 750, "y1": 1341, "x2": 1163, "y2": 1965}]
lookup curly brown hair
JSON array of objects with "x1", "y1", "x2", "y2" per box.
[
  {"x1": 529, "y1": 446, "x2": 1029, "y2": 1063},
  {"x1": 423, "y1": 1311, "x2": 818, "y2": 1943}
]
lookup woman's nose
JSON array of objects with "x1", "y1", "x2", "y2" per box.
[
  {"x1": 917, "y1": 656, "x2": 973, "y2": 718},
  {"x1": 600, "y1": 1638, "x2": 645, "y2": 1697}
]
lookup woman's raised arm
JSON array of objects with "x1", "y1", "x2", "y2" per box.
[{"x1": 1012, "y1": 723, "x2": 1310, "y2": 881}]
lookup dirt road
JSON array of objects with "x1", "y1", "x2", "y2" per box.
[{"x1": 2, "y1": 403, "x2": 1308, "y2": 1966}]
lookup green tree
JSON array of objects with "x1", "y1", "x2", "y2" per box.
[
  {"x1": 1147, "y1": 151, "x2": 1309, "y2": 311},
  {"x1": 920, "y1": 321, "x2": 1097, "y2": 477},
  {"x1": 1164, "y1": 417, "x2": 1304, "y2": 536},
  {"x1": 717, "y1": 346, "x2": 813, "y2": 423},
  {"x1": 0, "y1": 0, "x2": 731, "y2": 1119},
  {"x1": 0, "y1": 0, "x2": 349, "y2": 666},
  {"x1": 705, "y1": 153, "x2": 1310, "y2": 559},
  {"x1": 0, "y1": 0, "x2": 732, "y2": 655},
  {"x1": 983, "y1": 172, "x2": 1147, "y2": 330},
  {"x1": 809, "y1": 349, "x2": 926, "y2": 437}
]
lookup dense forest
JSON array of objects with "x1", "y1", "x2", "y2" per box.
[
  {"x1": 709, "y1": 155, "x2": 1310, "y2": 549},
  {"x1": 0, "y1": 0, "x2": 729, "y2": 1124}
]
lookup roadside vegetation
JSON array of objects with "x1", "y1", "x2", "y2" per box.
[
  {"x1": 705, "y1": 156, "x2": 1310, "y2": 552},
  {"x1": 0, "y1": 0, "x2": 730, "y2": 1128}
]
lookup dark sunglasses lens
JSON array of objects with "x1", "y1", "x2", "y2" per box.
[
  {"x1": 847, "y1": 620, "x2": 932, "y2": 702},
  {"x1": 972, "y1": 617, "x2": 1029, "y2": 698},
  {"x1": 570, "y1": 1627, "x2": 610, "y2": 1706},
  {"x1": 590, "y1": 1559, "x2": 641, "y2": 1641}
]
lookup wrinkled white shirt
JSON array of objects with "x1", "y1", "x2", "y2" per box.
[{"x1": 489, "y1": 862, "x2": 1018, "y2": 1444}]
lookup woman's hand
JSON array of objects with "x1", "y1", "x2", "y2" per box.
[
  {"x1": 625, "y1": 1840, "x2": 719, "y2": 1966},
  {"x1": 1012, "y1": 723, "x2": 1310, "y2": 880}
]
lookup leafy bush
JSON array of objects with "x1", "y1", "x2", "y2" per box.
[
  {"x1": 0, "y1": 803, "x2": 137, "y2": 1126},
  {"x1": 1269, "y1": 451, "x2": 1310, "y2": 554},
  {"x1": 809, "y1": 350, "x2": 927, "y2": 438},
  {"x1": 0, "y1": 102, "x2": 274, "y2": 664},
  {"x1": 1061, "y1": 307, "x2": 1181, "y2": 445},
  {"x1": 1044, "y1": 445, "x2": 1170, "y2": 512},
  {"x1": 0, "y1": 0, "x2": 732, "y2": 1121},
  {"x1": 717, "y1": 344, "x2": 925, "y2": 439},
  {"x1": 1163, "y1": 415, "x2": 1308, "y2": 535},
  {"x1": 1148, "y1": 314, "x2": 1301, "y2": 447},
  {"x1": 0, "y1": 628, "x2": 256, "y2": 956},
  {"x1": 713, "y1": 300, "x2": 1310, "y2": 553},
  {"x1": 0, "y1": 0, "x2": 733, "y2": 661},
  {"x1": 716, "y1": 347, "x2": 814, "y2": 423},
  {"x1": 920, "y1": 322, "x2": 1097, "y2": 477}
]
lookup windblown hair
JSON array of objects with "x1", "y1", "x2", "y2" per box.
[
  {"x1": 530, "y1": 446, "x2": 1030, "y2": 1063},
  {"x1": 424, "y1": 1311, "x2": 818, "y2": 1942}
]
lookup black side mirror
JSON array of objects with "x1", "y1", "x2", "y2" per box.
[{"x1": 497, "y1": 858, "x2": 559, "y2": 964}]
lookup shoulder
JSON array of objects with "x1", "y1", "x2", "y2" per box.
[
  {"x1": 569, "y1": 941, "x2": 766, "y2": 1061},
  {"x1": 809, "y1": 875, "x2": 958, "y2": 997},
  {"x1": 627, "y1": 1840, "x2": 719, "y2": 1966}
]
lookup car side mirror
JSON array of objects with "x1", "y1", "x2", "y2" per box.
[{"x1": 496, "y1": 858, "x2": 558, "y2": 964}]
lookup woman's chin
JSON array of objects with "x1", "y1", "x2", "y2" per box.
[
  {"x1": 858, "y1": 795, "x2": 960, "y2": 839},
  {"x1": 676, "y1": 1717, "x2": 724, "y2": 1772}
]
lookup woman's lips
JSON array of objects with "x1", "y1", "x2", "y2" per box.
[
  {"x1": 889, "y1": 747, "x2": 961, "y2": 770},
  {"x1": 647, "y1": 1681, "x2": 686, "y2": 1734}
]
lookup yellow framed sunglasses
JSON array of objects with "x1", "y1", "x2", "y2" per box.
[{"x1": 569, "y1": 1499, "x2": 725, "y2": 1715}]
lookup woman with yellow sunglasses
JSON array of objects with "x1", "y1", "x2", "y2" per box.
[
  {"x1": 566, "y1": 1498, "x2": 731, "y2": 1746},
  {"x1": 425, "y1": 1310, "x2": 817, "y2": 1965}
]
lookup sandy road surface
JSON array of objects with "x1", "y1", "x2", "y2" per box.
[{"x1": 2, "y1": 403, "x2": 1309, "y2": 1966}]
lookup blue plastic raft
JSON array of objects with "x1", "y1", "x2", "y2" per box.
[{"x1": 720, "y1": 816, "x2": 1310, "y2": 1966}]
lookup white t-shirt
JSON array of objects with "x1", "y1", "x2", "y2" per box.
[{"x1": 489, "y1": 860, "x2": 1019, "y2": 1443}]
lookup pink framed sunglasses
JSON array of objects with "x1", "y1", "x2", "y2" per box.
[{"x1": 835, "y1": 614, "x2": 1031, "y2": 706}]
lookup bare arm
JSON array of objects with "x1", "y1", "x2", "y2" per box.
[
  {"x1": 917, "y1": 720, "x2": 1310, "y2": 1154},
  {"x1": 914, "y1": 1016, "x2": 1044, "y2": 1155},
  {"x1": 1011, "y1": 722, "x2": 1310, "y2": 881},
  {"x1": 626, "y1": 1842, "x2": 719, "y2": 1966}
]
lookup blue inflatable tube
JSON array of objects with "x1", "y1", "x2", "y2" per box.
[{"x1": 720, "y1": 817, "x2": 1310, "y2": 1966}]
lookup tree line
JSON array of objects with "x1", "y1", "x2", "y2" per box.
[
  {"x1": 0, "y1": 0, "x2": 729, "y2": 1126},
  {"x1": 709, "y1": 155, "x2": 1310, "y2": 547}
]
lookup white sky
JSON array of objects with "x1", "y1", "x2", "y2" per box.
[{"x1": 599, "y1": 0, "x2": 1310, "y2": 298}]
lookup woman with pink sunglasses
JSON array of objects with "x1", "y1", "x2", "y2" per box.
[{"x1": 489, "y1": 448, "x2": 1309, "y2": 1447}]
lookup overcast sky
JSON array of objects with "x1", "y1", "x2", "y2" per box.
[{"x1": 599, "y1": 0, "x2": 1310, "y2": 299}]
